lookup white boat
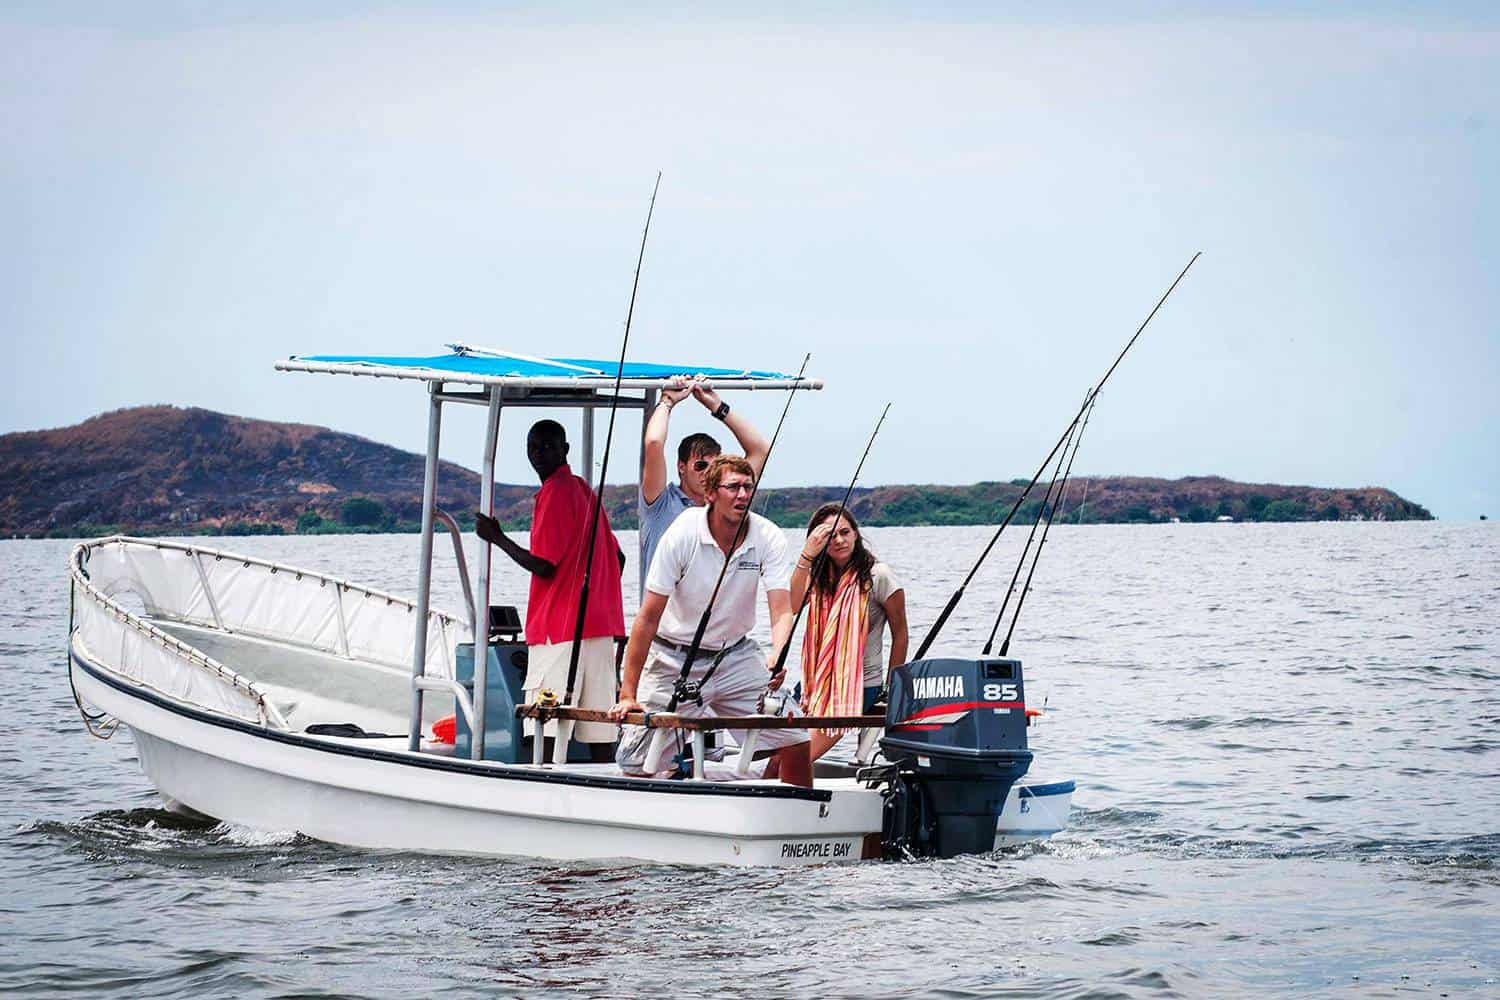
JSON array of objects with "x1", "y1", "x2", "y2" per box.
[{"x1": 66, "y1": 348, "x2": 1074, "y2": 865}]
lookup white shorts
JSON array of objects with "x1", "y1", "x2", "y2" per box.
[
  {"x1": 617, "y1": 636, "x2": 808, "y2": 776},
  {"x1": 524, "y1": 637, "x2": 618, "y2": 743}
]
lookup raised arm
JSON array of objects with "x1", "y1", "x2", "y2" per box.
[
  {"x1": 641, "y1": 377, "x2": 695, "y2": 505},
  {"x1": 788, "y1": 521, "x2": 834, "y2": 610},
  {"x1": 692, "y1": 381, "x2": 770, "y2": 477}
]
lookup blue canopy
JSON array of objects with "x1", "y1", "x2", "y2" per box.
[{"x1": 275, "y1": 346, "x2": 820, "y2": 391}]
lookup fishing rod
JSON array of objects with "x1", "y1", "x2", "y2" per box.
[
  {"x1": 665, "y1": 353, "x2": 812, "y2": 712},
  {"x1": 563, "y1": 172, "x2": 662, "y2": 707},
  {"x1": 769, "y1": 403, "x2": 892, "y2": 679},
  {"x1": 998, "y1": 389, "x2": 1097, "y2": 657},
  {"x1": 980, "y1": 393, "x2": 1086, "y2": 656},
  {"x1": 911, "y1": 251, "x2": 1201, "y2": 660}
]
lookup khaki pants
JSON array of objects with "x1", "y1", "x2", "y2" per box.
[
  {"x1": 524, "y1": 637, "x2": 618, "y2": 743},
  {"x1": 616, "y1": 637, "x2": 808, "y2": 776}
]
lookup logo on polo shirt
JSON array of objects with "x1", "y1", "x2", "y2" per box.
[{"x1": 733, "y1": 556, "x2": 761, "y2": 572}]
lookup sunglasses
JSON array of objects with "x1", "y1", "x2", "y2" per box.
[{"x1": 691, "y1": 459, "x2": 712, "y2": 472}]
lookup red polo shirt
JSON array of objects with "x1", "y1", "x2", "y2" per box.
[{"x1": 525, "y1": 464, "x2": 626, "y2": 646}]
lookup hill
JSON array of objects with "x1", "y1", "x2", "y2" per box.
[{"x1": 0, "y1": 406, "x2": 1432, "y2": 538}]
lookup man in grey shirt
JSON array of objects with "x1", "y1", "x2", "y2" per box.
[{"x1": 637, "y1": 375, "x2": 770, "y2": 592}]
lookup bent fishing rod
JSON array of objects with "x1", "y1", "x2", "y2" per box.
[
  {"x1": 563, "y1": 172, "x2": 662, "y2": 706},
  {"x1": 997, "y1": 389, "x2": 1097, "y2": 657},
  {"x1": 912, "y1": 251, "x2": 1201, "y2": 660},
  {"x1": 665, "y1": 353, "x2": 812, "y2": 711},
  {"x1": 769, "y1": 402, "x2": 891, "y2": 680},
  {"x1": 980, "y1": 392, "x2": 1087, "y2": 656}
]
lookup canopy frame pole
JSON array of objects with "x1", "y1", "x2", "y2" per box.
[
  {"x1": 432, "y1": 509, "x2": 477, "y2": 637},
  {"x1": 407, "y1": 385, "x2": 444, "y2": 752},
  {"x1": 471, "y1": 386, "x2": 502, "y2": 760},
  {"x1": 581, "y1": 402, "x2": 596, "y2": 490}
]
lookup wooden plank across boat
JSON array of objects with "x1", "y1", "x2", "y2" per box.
[
  {"x1": 518, "y1": 704, "x2": 886, "y2": 731},
  {"x1": 516, "y1": 703, "x2": 889, "y2": 777}
]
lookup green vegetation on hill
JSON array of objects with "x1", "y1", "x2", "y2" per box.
[
  {"x1": 0, "y1": 406, "x2": 1433, "y2": 538},
  {"x1": 741, "y1": 476, "x2": 1431, "y2": 531}
]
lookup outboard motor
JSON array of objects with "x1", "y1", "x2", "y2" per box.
[{"x1": 875, "y1": 657, "x2": 1033, "y2": 859}]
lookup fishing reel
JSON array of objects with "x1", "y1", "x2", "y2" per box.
[
  {"x1": 757, "y1": 686, "x2": 801, "y2": 718},
  {"x1": 534, "y1": 688, "x2": 560, "y2": 719},
  {"x1": 671, "y1": 677, "x2": 704, "y2": 707}
]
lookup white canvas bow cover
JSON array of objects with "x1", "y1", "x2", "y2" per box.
[{"x1": 70, "y1": 537, "x2": 468, "y2": 727}]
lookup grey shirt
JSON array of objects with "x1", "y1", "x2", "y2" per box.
[{"x1": 638, "y1": 480, "x2": 697, "y2": 593}]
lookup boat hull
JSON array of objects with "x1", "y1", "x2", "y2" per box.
[
  {"x1": 997, "y1": 780, "x2": 1074, "y2": 844},
  {"x1": 72, "y1": 640, "x2": 1070, "y2": 866}
]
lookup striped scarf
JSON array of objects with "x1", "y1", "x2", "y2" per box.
[{"x1": 802, "y1": 567, "x2": 869, "y2": 736}]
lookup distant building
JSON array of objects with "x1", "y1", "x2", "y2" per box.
[{"x1": 1215, "y1": 515, "x2": 1234, "y2": 522}]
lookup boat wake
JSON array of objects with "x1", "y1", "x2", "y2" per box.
[
  {"x1": 22, "y1": 808, "x2": 318, "y2": 861},
  {"x1": 208, "y1": 822, "x2": 306, "y2": 848},
  {"x1": 1056, "y1": 807, "x2": 1500, "y2": 870}
]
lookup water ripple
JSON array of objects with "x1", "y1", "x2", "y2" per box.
[{"x1": 3, "y1": 525, "x2": 1497, "y2": 997}]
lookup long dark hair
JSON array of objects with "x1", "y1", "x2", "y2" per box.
[{"x1": 806, "y1": 503, "x2": 876, "y2": 598}]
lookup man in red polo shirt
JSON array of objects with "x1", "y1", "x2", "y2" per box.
[{"x1": 476, "y1": 419, "x2": 625, "y2": 763}]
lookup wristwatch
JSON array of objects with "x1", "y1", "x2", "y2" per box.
[{"x1": 711, "y1": 400, "x2": 730, "y2": 421}]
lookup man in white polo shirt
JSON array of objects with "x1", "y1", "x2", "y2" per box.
[{"x1": 609, "y1": 455, "x2": 812, "y2": 787}]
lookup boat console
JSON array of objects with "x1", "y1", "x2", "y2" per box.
[{"x1": 453, "y1": 640, "x2": 599, "y2": 764}]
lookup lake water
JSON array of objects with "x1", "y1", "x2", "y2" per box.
[{"x1": 2, "y1": 523, "x2": 1496, "y2": 997}]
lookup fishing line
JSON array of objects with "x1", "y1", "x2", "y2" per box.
[
  {"x1": 563, "y1": 172, "x2": 662, "y2": 706},
  {"x1": 912, "y1": 251, "x2": 1201, "y2": 659},
  {"x1": 998, "y1": 390, "x2": 1098, "y2": 657},
  {"x1": 980, "y1": 393, "x2": 1087, "y2": 656},
  {"x1": 665, "y1": 353, "x2": 812, "y2": 711}
]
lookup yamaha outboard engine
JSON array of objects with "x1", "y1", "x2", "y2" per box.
[{"x1": 875, "y1": 657, "x2": 1033, "y2": 859}]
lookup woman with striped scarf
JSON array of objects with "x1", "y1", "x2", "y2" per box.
[{"x1": 790, "y1": 503, "x2": 909, "y2": 762}]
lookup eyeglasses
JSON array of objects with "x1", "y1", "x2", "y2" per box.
[
  {"x1": 691, "y1": 459, "x2": 711, "y2": 472},
  {"x1": 717, "y1": 482, "x2": 754, "y2": 494}
]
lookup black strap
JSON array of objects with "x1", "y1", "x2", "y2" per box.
[
  {"x1": 667, "y1": 639, "x2": 743, "y2": 710},
  {"x1": 652, "y1": 634, "x2": 728, "y2": 656}
]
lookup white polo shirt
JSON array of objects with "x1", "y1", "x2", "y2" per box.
[{"x1": 645, "y1": 507, "x2": 791, "y2": 648}]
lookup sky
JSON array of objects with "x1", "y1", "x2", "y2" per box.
[{"x1": 3, "y1": 3, "x2": 1496, "y2": 518}]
